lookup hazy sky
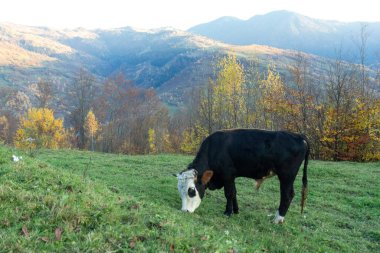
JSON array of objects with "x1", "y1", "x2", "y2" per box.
[{"x1": 1, "y1": 0, "x2": 379, "y2": 30}]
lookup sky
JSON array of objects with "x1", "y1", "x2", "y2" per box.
[{"x1": 1, "y1": 0, "x2": 379, "y2": 30}]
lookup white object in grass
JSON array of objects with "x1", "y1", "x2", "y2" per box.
[{"x1": 12, "y1": 155, "x2": 22, "y2": 162}]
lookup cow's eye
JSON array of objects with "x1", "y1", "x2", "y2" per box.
[{"x1": 188, "y1": 187, "x2": 196, "y2": 198}]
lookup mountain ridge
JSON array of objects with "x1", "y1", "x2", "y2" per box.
[{"x1": 188, "y1": 10, "x2": 380, "y2": 64}]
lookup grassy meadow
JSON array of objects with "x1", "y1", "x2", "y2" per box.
[{"x1": 0, "y1": 145, "x2": 379, "y2": 252}]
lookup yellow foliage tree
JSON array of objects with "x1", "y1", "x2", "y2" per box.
[
  {"x1": 321, "y1": 97, "x2": 380, "y2": 161},
  {"x1": 198, "y1": 54, "x2": 246, "y2": 132},
  {"x1": 344, "y1": 98, "x2": 380, "y2": 161},
  {"x1": 180, "y1": 125, "x2": 208, "y2": 154},
  {"x1": 84, "y1": 110, "x2": 99, "y2": 151},
  {"x1": 14, "y1": 108, "x2": 65, "y2": 149},
  {"x1": 214, "y1": 54, "x2": 245, "y2": 129},
  {"x1": 148, "y1": 128, "x2": 157, "y2": 154},
  {"x1": 258, "y1": 64, "x2": 289, "y2": 130},
  {"x1": 366, "y1": 99, "x2": 380, "y2": 160}
]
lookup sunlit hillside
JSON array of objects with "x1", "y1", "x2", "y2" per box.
[
  {"x1": 0, "y1": 22, "x2": 339, "y2": 105},
  {"x1": 0, "y1": 41, "x2": 55, "y2": 67}
]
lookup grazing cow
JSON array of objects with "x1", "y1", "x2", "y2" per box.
[{"x1": 175, "y1": 129, "x2": 309, "y2": 223}]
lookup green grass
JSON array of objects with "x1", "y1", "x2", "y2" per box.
[{"x1": 0, "y1": 145, "x2": 379, "y2": 252}]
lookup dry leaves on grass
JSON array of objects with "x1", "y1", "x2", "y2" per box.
[
  {"x1": 40, "y1": 237, "x2": 50, "y2": 243},
  {"x1": 129, "y1": 238, "x2": 136, "y2": 249},
  {"x1": 55, "y1": 228, "x2": 62, "y2": 241},
  {"x1": 21, "y1": 225, "x2": 29, "y2": 237}
]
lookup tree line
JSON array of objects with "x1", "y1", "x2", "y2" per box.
[
  {"x1": 0, "y1": 42, "x2": 379, "y2": 161},
  {"x1": 179, "y1": 54, "x2": 380, "y2": 161},
  {"x1": 0, "y1": 71, "x2": 171, "y2": 155}
]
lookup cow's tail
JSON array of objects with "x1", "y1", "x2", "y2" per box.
[{"x1": 301, "y1": 136, "x2": 309, "y2": 214}]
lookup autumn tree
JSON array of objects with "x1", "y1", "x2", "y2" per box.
[
  {"x1": 95, "y1": 73, "x2": 135, "y2": 153},
  {"x1": 168, "y1": 109, "x2": 191, "y2": 152},
  {"x1": 257, "y1": 64, "x2": 288, "y2": 130},
  {"x1": 180, "y1": 125, "x2": 207, "y2": 154},
  {"x1": 286, "y1": 54, "x2": 325, "y2": 157},
  {"x1": 241, "y1": 59, "x2": 262, "y2": 128},
  {"x1": 355, "y1": 24, "x2": 370, "y2": 96},
  {"x1": 14, "y1": 108, "x2": 66, "y2": 149},
  {"x1": 213, "y1": 54, "x2": 245, "y2": 129},
  {"x1": 84, "y1": 110, "x2": 99, "y2": 151},
  {"x1": 68, "y1": 68, "x2": 96, "y2": 149},
  {"x1": 344, "y1": 99, "x2": 380, "y2": 161},
  {"x1": 0, "y1": 116, "x2": 9, "y2": 143},
  {"x1": 29, "y1": 79, "x2": 54, "y2": 108},
  {"x1": 148, "y1": 128, "x2": 157, "y2": 154},
  {"x1": 0, "y1": 111, "x2": 18, "y2": 145},
  {"x1": 198, "y1": 78, "x2": 215, "y2": 134},
  {"x1": 5, "y1": 90, "x2": 31, "y2": 116},
  {"x1": 192, "y1": 54, "x2": 247, "y2": 139},
  {"x1": 0, "y1": 88, "x2": 14, "y2": 143},
  {"x1": 318, "y1": 49, "x2": 356, "y2": 160},
  {"x1": 345, "y1": 24, "x2": 380, "y2": 161},
  {"x1": 337, "y1": 26, "x2": 380, "y2": 161},
  {"x1": 96, "y1": 73, "x2": 169, "y2": 154},
  {"x1": 0, "y1": 88, "x2": 30, "y2": 144}
]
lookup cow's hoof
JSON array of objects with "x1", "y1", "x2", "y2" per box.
[
  {"x1": 233, "y1": 209, "x2": 239, "y2": 214},
  {"x1": 273, "y1": 211, "x2": 285, "y2": 224},
  {"x1": 224, "y1": 210, "x2": 233, "y2": 217}
]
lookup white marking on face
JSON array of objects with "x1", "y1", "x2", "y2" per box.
[
  {"x1": 176, "y1": 169, "x2": 201, "y2": 213},
  {"x1": 273, "y1": 210, "x2": 285, "y2": 224}
]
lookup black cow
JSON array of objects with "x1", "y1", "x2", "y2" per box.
[{"x1": 175, "y1": 129, "x2": 309, "y2": 223}]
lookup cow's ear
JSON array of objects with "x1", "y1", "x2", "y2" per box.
[{"x1": 201, "y1": 170, "x2": 214, "y2": 185}]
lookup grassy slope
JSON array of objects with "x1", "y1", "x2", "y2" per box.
[{"x1": 0, "y1": 146, "x2": 379, "y2": 252}]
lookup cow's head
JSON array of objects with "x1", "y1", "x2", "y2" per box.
[{"x1": 174, "y1": 169, "x2": 213, "y2": 213}]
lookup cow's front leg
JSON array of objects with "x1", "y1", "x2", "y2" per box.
[{"x1": 223, "y1": 181, "x2": 237, "y2": 216}]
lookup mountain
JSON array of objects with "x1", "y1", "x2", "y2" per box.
[
  {"x1": 0, "y1": 22, "x2": 342, "y2": 106},
  {"x1": 188, "y1": 10, "x2": 380, "y2": 65},
  {"x1": 0, "y1": 23, "x2": 216, "y2": 104}
]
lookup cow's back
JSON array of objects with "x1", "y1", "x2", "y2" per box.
[{"x1": 205, "y1": 129, "x2": 307, "y2": 179}]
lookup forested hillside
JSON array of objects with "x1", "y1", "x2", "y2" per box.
[{"x1": 0, "y1": 22, "x2": 379, "y2": 161}]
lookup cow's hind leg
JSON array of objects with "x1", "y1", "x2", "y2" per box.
[
  {"x1": 274, "y1": 176, "x2": 296, "y2": 224},
  {"x1": 223, "y1": 180, "x2": 238, "y2": 216},
  {"x1": 232, "y1": 183, "x2": 239, "y2": 214}
]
